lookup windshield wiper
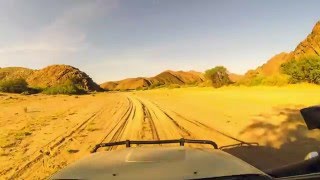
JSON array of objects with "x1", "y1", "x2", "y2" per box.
[{"x1": 91, "y1": 138, "x2": 218, "y2": 153}]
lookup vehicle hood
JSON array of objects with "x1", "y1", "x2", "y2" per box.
[{"x1": 51, "y1": 146, "x2": 267, "y2": 179}]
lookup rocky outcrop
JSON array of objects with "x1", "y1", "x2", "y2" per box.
[
  {"x1": 0, "y1": 65, "x2": 101, "y2": 92},
  {"x1": 151, "y1": 70, "x2": 205, "y2": 85},
  {"x1": 292, "y1": 21, "x2": 320, "y2": 60},
  {"x1": 26, "y1": 65, "x2": 101, "y2": 91},
  {"x1": 102, "y1": 78, "x2": 151, "y2": 90}
]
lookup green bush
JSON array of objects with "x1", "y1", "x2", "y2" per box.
[
  {"x1": 247, "y1": 75, "x2": 265, "y2": 86},
  {"x1": 42, "y1": 80, "x2": 86, "y2": 95},
  {"x1": 20, "y1": 87, "x2": 43, "y2": 95},
  {"x1": 261, "y1": 74, "x2": 289, "y2": 86},
  {"x1": 135, "y1": 87, "x2": 148, "y2": 91},
  {"x1": 0, "y1": 78, "x2": 28, "y2": 93},
  {"x1": 281, "y1": 55, "x2": 320, "y2": 84},
  {"x1": 204, "y1": 66, "x2": 232, "y2": 88},
  {"x1": 168, "y1": 84, "x2": 181, "y2": 89},
  {"x1": 28, "y1": 87, "x2": 44, "y2": 94},
  {"x1": 236, "y1": 75, "x2": 267, "y2": 86},
  {"x1": 236, "y1": 74, "x2": 289, "y2": 86}
]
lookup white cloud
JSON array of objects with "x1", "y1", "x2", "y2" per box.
[{"x1": 0, "y1": 0, "x2": 117, "y2": 54}]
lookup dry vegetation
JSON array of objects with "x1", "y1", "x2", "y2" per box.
[{"x1": 1, "y1": 85, "x2": 320, "y2": 179}]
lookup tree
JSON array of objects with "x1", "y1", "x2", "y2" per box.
[
  {"x1": 204, "y1": 66, "x2": 232, "y2": 88},
  {"x1": 281, "y1": 55, "x2": 320, "y2": 84},
  {"x1": 0, "y1": 78, "x2": 28, "y2": 93}
]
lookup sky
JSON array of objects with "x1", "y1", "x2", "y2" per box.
[{"x1": 0, "y1": 0, "x2": 319, "y2": 83}]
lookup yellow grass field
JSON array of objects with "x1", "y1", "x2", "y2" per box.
[{"x1": 1, "y1": 84, "x2": 320, "y2": 179}]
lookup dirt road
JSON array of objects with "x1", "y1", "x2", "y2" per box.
[
  {"x1": 2, "y1": 85, "x2": 320, "y2": 179},
  {"x1": 0, "y1": 93, "x2": 250, "y2": 179}
]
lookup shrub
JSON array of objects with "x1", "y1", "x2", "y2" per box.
[
  {"x1": 0, "y1": 78, "x2": 28, "y2": 93},
  {"x1": 236, "y1": 74, "x2": 289, "y2": 86},
  {"x1": 149, "y1": 82, "x2": 162, "y2": 89},
  {"x1": 281, "y1": 55, "x2": 320, "y2": 84},
  {"x1": 204, "y1": 66, "x2": 232, "y2": 88},
  {"x1": 22, "y1": 87, "x2": 43, "y2": 95},
  {"x1": 168, "y1": 84, "x2": 181, "y2": 89},
  {"x1": 198, "y1": 80, "x2": 212, "y2": 87},
  {"x1": 185, "y1": 80, "x2": 198, "y2": 87},
  {"x1": 135, "y1": 87, "x2": 146, "y2": 91},
  {"x1": 261, "y1": 74, "x2": 289, "y2": 86},
  {"x1": 42, "y1": 80, "x2": 86, "y2": 95},
  {"x1": 247, "y1": 75, "x2": 265, "y2": 86}
]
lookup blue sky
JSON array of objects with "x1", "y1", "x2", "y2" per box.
[{"x1": 0, "y1": 0, "x2": 319, "y2": 83}]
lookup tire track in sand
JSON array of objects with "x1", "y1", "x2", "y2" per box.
[
  {"x1": 134, "y1": 96, "x2": 195, "y2": 140},
  {"x1": 6, "y1": 106, "x2": 107, "y2": 179},
  {"x1": 136, "y1": 98, "x2": 160, "y2": 141},
  {"x1": 94, "y1": 97, "x2": 136, "y2": 151},
  {"x1": 149, "y1": 99, "x2": 251, "y2": 146},
  {"x1": 95, "y1": 96, "x2": 161, "y2": 150}
]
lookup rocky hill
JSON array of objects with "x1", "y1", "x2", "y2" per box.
[
  {"x1": 228, "y1": 72, "x2": 243, "y2": 82},
  {"x1": 0, "y1": 67, "x2": 33, "y2": 81},
  {"x1": 292, "y1": 21, "x2": 320, "y2": 60},
  {"x1": 27, "y1": 65, "x2": 101, "y2": 91},
  {"x1": 244, "y1": 52, "x2": 293, "y2": 78},
  {"x1": 106, "y1": 77, "x2": 150, "y2": 90},
  {"x1": 100, "y1": 70, "x2": 205, "y2": 91},
  {"x1": 151, "y1": 70, "x2": 205, "y2": 85},
  {"x1": 242, "y1": 21, "x2": 320, "y2": 79},
  {"x1": 0, "y1": 65, "x2": 101, "y2": 92}
]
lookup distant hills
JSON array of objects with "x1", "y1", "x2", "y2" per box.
[
  {"x1": 100, "y1": 70, "x2": 205, "y2": 91},
  {"x1": 1, "y1": 21, "x2": 319, "y2": 92}
]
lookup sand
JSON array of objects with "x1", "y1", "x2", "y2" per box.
[{"x1": 1, "y1": 84, "x2": 320, "y2": 179}]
